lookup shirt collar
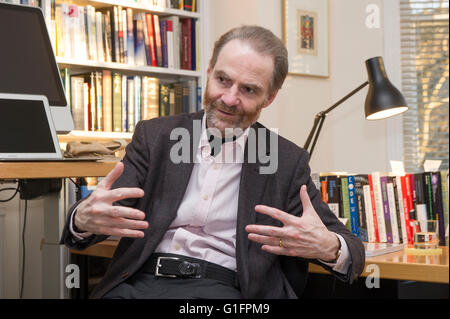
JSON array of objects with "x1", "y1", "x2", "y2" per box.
[{"x1": 199, "y1": 113, "x2": 250, "y2": 154}]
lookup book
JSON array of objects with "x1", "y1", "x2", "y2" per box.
[
  {"x1": 371, "y1": 172, "x2": 387, "y2": 242},
  {"x1": 380, "y1": 175, "x2": 393, "y2": 243},
  {"x1": 431, "y1": 172, "x2": 445, "y2": 246},
  {"x1": 70, "y1": 76, "x2": 85, "y2": 130},
  {"x1": 340, "y1": 176, "x2": 351, "y2": 231},
  {"x1": 354, "y1": 175, "x2": 369, "y2": 242},
  {"x1": 393, "y1": 175, "x2": 408, "y2": 244},
  {"x1": 102, "y1": 70, "x2": 112, "y2": 131},
  {"x1": 347, "y1": 175, "x2": 360, "y2": 239},
  {"x1": 386, "y1": 177, "x2": 401, "y2": 243},
  {"x1": 112, "y1": 72, "x2": 122, "y2": 132},
  {"x1": 367, "y1": 174, "x2": 380, "y2": 242}
]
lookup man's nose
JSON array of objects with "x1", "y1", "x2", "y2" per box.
[{"x1": 221, "y1": 85, "x2": 240, "y2": 107}]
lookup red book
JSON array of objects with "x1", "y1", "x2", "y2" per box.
[
  {"x1": 401, "y1": 175, "x2": 414, "y2": 244},
  {"x1": 145, "y1": 13, "x2": 157, "y2": 67},
  {"x1": 321, "y1": 180, "x2": 328, "y2": 204},
  {"x1": 368, "y1": 174, "x2": 380, "y2": 242}
]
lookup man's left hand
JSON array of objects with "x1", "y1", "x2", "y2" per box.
[{"x1": 245, "y1": 185, "x2": 340, "y2": 262}]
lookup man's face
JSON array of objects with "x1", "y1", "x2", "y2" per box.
[{"x1": 204, "y1": 39, "x2": 278, "y2": 137}]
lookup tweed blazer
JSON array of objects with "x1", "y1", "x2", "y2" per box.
[{"x1": 60, "y1": 111, "x2": 365, "y2": 298}]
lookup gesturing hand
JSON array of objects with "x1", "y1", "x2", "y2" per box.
[
  {"x1": 245, "y1": 185, "x2": 340, "y2": 261},
  {"x1": 74, "y1": 162, "x2": 148, "y2": 238}
]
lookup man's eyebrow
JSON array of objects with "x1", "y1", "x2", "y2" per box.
[{"x1": 214, "y1": 70, "x2": 263, "y2": 92}]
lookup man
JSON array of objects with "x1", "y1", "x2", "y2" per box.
[{"x1": 61, "y1": 25, "x2": 365, "y2": 299}]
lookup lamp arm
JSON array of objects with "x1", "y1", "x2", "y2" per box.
[{"x1": 303, "y1": 81, "x2": 369, "y2": 159}]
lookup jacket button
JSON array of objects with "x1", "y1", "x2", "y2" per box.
[{"x1": 121, "y1": 272, "x2": 129, "y2": 279}]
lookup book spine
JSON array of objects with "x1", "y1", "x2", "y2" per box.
[
  {"x1": 401, "y1": 175, "x2": 413, "y2": 244},
  {"x1": 112, "y1": 72, "x2": 122, "y2": 132},
  {"x1": 395, "y1": 176, "x2": 408, "y2": 244},
  {"x1": 347, "y1": 176, "x2": 360, "y2": 238},
  {"x1": 431, "y1": 172, "x2": 445, "y2": 246},
  {"x1": 153, "y1": 14, "x2": 162, "y2": 67},
  {"x1": 102, "y1": 70, "x2": 112, "y2": 132},
  {"x1": 371, "y1": 172, "x2": 387, "y2": 242},
  {"x1": 126, "y1": 8, "x2": 135, "y2": 65},
  {"x1": 424, "y1": 172, "x2": 434, "y2": 220},
  {"x1": 363, "y1": 184, "x2": 376, "y2": 242},
  {"x1": 380, "y1": 176, "x2": 393, "y2": 243},
  {"x1": 145, "y1": 13, "x2": 157, "y2": 66},
  {"x1": 122, "y1": 74, "x2": 128, "y2": 131},
  {"x1": 340, "y1": 177, "x2": 351, "y2": 232},
  {"x1": 320, "y1": 176, "x2": 328, "y2": 204},
  {"x1": 441, "y1": 170, "x2": 449, "y2": 245},
  {"x1": 387, "y1": 180, "x2": 400, "y2": 243},
  {"x1": 368, "y1": 174, "x2": 380, "y2": 242}
]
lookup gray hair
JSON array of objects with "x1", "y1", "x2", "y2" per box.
[{"x1": 208, "y1": 25, "x2": 289, "y2": 94}]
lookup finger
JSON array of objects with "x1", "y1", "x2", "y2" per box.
[
  {"x1": 245, "y1": 224, "x2": 286, "y2": 238},
  {"x1": 261, "y1": 245, "x2": 297, "y2": 257},
  {"x1": 254, "y1": 205, "x2": 295, "y2": 225},
  {"x1": 89, "y1": 215, "x2": 149, "y2": 232},
  {"x1": 103, "y1": 206, "x2": 146, "y2": 220},
  {"x1": 299, "y1": 185, "x2": 313, "y2": 212},
  {"x1": 96, "y1": 227, "x2": 145, "y2": 239},
  {"x1": 247, "y1": 233, "x2": 281, "y2": 247},
  {"x1": 97, "y1": 162, "x2": 124, "y2": 190},
  {"x1": 103, "y1": 187, "x2": 145, "y2": 203}
]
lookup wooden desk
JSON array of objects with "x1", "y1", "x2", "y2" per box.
[
  {"x1": 0, "y1": 161, "x2": 118, "y2": 179},
  {"x1": 309, "y1": 246, "x2": 449, "y2": 284},
  {"x1": 71, "y1": 240, "x2": 449, "y2": 284}
]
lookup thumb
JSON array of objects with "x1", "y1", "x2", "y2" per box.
[
  {"x1": 97, "y1": 162, "x2": 124, "y2": 190},
  {"x1": 299, "y1": 185, "x2": 314, "y2": 214}
]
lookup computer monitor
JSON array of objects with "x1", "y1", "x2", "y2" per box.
[{"x1": 0, "y1": 2, "x2": 74, "y2": 133}]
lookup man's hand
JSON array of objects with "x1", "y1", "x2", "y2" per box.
[
  {"x1": 74, "y1": 162, "x2": 148, "y2": 238},
  {"x1": 245, "y1": 185, "x2": 340, "y2": 261}
]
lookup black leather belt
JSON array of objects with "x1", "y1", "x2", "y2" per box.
[{"x1": 144, "y1": 253, "x2": 238, "y2": 288}]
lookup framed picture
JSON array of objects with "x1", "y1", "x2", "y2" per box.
[{"x1": 282, "y1": 0, "x2": 329, "y2": 77}]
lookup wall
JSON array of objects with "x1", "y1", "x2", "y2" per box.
[{"x1": 207, "y1": 0, "x2": 390, "y2": 174}]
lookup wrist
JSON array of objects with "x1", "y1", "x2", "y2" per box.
[{"x1": 322, "y1": 233, "x2": 341, "y2": 262}]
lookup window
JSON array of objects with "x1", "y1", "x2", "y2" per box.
[{"x1": 400, "y1": 0, "x2": 449, "y2": 172}]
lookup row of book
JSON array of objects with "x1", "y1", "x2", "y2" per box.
[
  {"x1": 312, "y1": 171, "x2": 449, "y2": 246},
  {"x1": 6, "y1": 0, "x2": 197, "y2": 12},
  {"x1": 61, "y1": 69, "x2": 200, "y2": 132},
  {"x1": 41, "y1": 2, "x2": 198, "y2": 70}
]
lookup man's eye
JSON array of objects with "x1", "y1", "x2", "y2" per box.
[
  {"x1": 218, "y1": 76, "x2": 225, "y2": 82},
  {"x1": 244, "y1": 87, "x2": 254, "y2": 94}
]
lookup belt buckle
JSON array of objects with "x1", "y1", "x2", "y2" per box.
[{"x1": 155, "y1": 256, "x2": 179, "y2": 278}]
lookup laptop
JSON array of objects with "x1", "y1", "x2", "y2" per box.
[{"x1": 0, "y1": 93, "x2": 97, "y2": 162}]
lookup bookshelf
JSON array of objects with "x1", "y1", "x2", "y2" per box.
[{"x1": 36, "y1": 0, "x2": 205, "y2": 140}]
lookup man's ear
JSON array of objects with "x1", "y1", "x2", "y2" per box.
[{"x1": 263, "y1": 89, "x2": 279, "y2": 108}]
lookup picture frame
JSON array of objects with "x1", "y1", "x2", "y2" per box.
[{"x1": 282, "y1": 0, "x2": 329, "y2": 77}]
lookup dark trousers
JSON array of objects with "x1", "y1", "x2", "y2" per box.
[{"x1": 103, "y1": 273, "x2": 241, "y2": 299}]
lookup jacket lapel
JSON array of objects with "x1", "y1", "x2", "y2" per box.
[{"x1": 235, "y1": 123, "x2": 272, "y2": 297}]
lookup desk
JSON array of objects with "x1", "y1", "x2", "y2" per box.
[
  {"x1": 0, "y1": 161, "x2": 118, "y2": 298},
  {"x1": 71, "y1": 240, "x2": 449, "y2": 284},
  {"x1": 0, "y1": 161, "x2": 118, "y2": 179}
]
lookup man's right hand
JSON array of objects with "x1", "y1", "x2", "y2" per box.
[{"x1": 74, "y1": 162, "x2": 148, "y2": 238}]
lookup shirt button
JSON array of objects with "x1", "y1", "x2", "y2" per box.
[
  {"x1": 174, "y1": 243, "x2": 181, "y2": 250},
  {"x1": 213, "y1": 164, "x2": 219, "y2": 170},
  {"x1": 203, "y1": 195, "x2": 209, "y2": 201}
]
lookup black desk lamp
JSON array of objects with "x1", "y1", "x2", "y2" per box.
[{"x1": 304, "y1": 56, "x2": 408, "y2": 160}]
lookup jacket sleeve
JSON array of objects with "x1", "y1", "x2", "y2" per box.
[
  {"x1": 59, "y1": 121, "x2": 151, "y2": 250},
  {"x1": 285, "y1": 149, "x2": 365, "y2": 283}
]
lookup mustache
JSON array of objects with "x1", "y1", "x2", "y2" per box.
[{"x1": 210, "y1": 100, "x2": 242, "y2": 115}]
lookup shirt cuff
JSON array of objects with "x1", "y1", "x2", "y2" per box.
[
  {"x1": 69, "y1": 206, "x2": 93, "y2": 240},
  {"x1": 318, "y1": 233, "x2": 351, "y2": 275}
]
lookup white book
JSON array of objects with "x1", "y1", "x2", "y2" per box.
[
  {"x1": 364, "y1": 242, "x2": 405, "y2": 257},
  {"x1": 87, "y1": 5, "x2": 97, "y2": 61},
  {"x1": 96, "y1": 12, "x2": 105, "y2": 62},
  {"x1": 387, "y1": 182, "x2": 400, "y2": 244},
  {"x1": 371, "y1": 172, "x2": 387, "y2": 242},
  {"x1": 363, "y1": 184, "x2": 376, "y2": 242}
]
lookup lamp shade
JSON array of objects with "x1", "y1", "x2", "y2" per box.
[{"x1": 365, "y1": 56, "x2": 408, "y2": 120}]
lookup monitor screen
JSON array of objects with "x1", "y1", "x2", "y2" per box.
[
  {"x1": 0, "y1": 3, "x2": 67, "y2": 107},
  {"x1": 0, "y1": 98, "x2": 56, "y2": 153}
]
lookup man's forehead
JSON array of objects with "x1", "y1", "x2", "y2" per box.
[{"x1": 213, "y1": 39, "x2": 273, "y2": 88}]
